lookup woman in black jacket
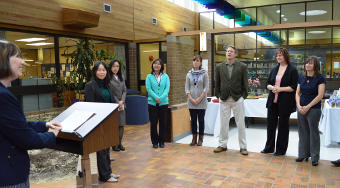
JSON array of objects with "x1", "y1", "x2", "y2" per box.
[
  {"x1": 261, "y1": 48, "x2": 298, "y2": 156},
  {"x1": 84, "y1": 61, "x2": 120, "y2": 183}
]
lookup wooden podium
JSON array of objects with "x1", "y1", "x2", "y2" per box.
[{"x1": 50, "y1": 102, "x2": 119, "y2": 187}]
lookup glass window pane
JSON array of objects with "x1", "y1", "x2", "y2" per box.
[
  {"x1": 289, "y1": 29, "x2": 305, "y2": 47},
  {"x1": 214, "y1": 34, "x2": 234, "y2": 64},
  {"x1": 237, "y1": 49, "x2": 256, "y2": 62},
  {"x1": 306, "y1": 27, "x2": 331, "y2": 47},
  {"x1": 281, "y1": 3, "x2": 305, "y2": 23},
  {"x1": 257, "y1": 5, "x2": 280, "y2": 25},
  {"x1": 200, "y1": 12, "x2": 213, "y2": 30},
  {"x1": 235, "y1": 32, "x2": 256, "y2": 49},
  {"x1": 139, "y1": 43, "x2": 159, "y2": 95},
  {"x1": 334, "y1": 0, "x2": 340, "y2": 20},
  {"x1": 257, "y1": 30, "x2": 281, "y2": 48},
  {"x1": 306, "y1": 1, "x2": 332, "y2": 22},
  {"x1": 235, "y1": 8, "x2": 256, "y2": 27},
  {"x1": 6, "y1": 31, "x2": 55, "y2": 112},
  {"x1": 331, "y1": 47, "x2": 340, "y2": 78},
  {"x1": 289, "y1": 48, "x2": 305, "y2": 75},
  {"x1": 214, "y1": 12, "x2": 234, "y2": 29},
  {"x1": 305, "y1": 47, "x2": 328, "y2": 78}
]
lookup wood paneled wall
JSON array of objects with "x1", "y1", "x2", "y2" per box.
[{"x1": 0, "y1": 0, "x2": 196, "y2": 41}]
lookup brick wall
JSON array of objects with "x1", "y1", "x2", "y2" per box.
[
  {"x1": 167, "y1": 36, "x2": 195, "y2": 105},
  {"x1": 128, "y1": 43, "x2": 138, "y2": 90}
]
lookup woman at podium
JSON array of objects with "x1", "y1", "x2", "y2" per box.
[
  {"x1": 108, "y1": 60, "x2": 127, "y2": 152},
  {"x1": 84, "y1": 61, "x2": 120, "y2": 183},
  {"x1": 0, "y1": 40, "x2": 61, "y2": 187},
  {"x1": 146, "y1": 58, "x2": 170, "y2": 148}
]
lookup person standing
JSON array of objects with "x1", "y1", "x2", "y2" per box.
[
  {"x1": 84, "y1": 61, "x2": 120, "y2": 183},
  {"x1": 295, "y1": 56, "x2": 325, "y2": 166},
  {"x1": 108, "y1": 60, "x2": 127, "y2": 152},
  {"x1": 0, "y1": 40, "x2": 61, "y2": 187},
  {"x1": 146, "y1": 59, "x2": 170, "y2": 149},
  {"x1": 185, "y1": 55, "x2": 209, "y2": 146},
  {"x1": 261, "y1": 48, "x2": 298, "y2": 156},
  {"x1": 214, "y1": 46, "x2": 249, "y2": 155}
]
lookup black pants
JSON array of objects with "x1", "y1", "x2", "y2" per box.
[
  {"x1": 189, "y1": 109, "x2": 206, "y2": 135},
  {"x1": 148, "y1": 104, "x2": 168, "y2": 145},
  {"x1": 96, "y1": 148, "x2": 112, "y2": 182},
  {"x1": 264, "y1": 103, "x2": 291, "y2": 154}
]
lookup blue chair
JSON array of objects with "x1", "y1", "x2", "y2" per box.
[{"x1": 125, "y1": 95, "x2": 149, "y2": 125}]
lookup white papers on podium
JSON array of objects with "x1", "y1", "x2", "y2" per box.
[{"x1": 61, "y1": 110, "x2": 96, "y2": 133}]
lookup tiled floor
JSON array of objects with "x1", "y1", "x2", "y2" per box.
[
  {"x1": 32, "y1": 124, "x2": 340, "y2": 188},
  {"x1": 176, "y1": 123, "x2": 340, "y2": 161}
]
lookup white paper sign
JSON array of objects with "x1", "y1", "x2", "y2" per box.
[
  {"x1": 202, "y1": 59, "x2": 208, "y2": 72},
  {"x1": 60, "y1": 110, "x2": 96, "y2": 133},
  {"x1": 334, "y1": 62, "x2": 339, "y2": 69}
]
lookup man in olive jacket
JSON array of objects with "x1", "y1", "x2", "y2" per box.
[{"x1": 214, "y1": 45, "x2": 249, "y2": 155}]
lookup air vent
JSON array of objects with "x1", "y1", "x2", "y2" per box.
[
  {"x1": 104, "y1": 4, "x2": 111, "y2": 13},
  {"x1": 152, "y1": 17, "x2": 157, "y2": 25}
]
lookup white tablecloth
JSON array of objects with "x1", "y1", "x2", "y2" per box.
[
  {"x1": 319, "y1": 100, "x2": 340, "y2": 147},
  {"x1": 204, "y1": 98, "x2": 298, "y2": 137}
]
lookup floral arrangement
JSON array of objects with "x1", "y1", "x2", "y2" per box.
[{"x1": 248, "y1": 78, "x2": 261, "y2": 93}]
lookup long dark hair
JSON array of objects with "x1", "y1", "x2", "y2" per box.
[
  {"x1": 92, "y1": 61, "x2": 110, "y2": 88},
  {"x1": 150, "y1": 58, "x2": 164, "y2": 74},
  {"x1": 0, "y1": 40, "x2": 21, "y2": 79},
  {"x1": 108, "y1": 60, "x2": 123, "y2": 82},
  {"x1": 304, "y1": 56, "x2": 320, "y2": 78}
]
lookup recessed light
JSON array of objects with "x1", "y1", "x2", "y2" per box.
[
  {"x1": 308, "y1": 30, "x2": 326, "y2": 34},
  {"x1": 16, "y1": 38, "x2": 47, "y2": 42},
  {"x1": 283, "y1": 18, "x2": 288, "y2": 21},
  {"x1": 281, "y1": 14, "x2": 285, "y2": 17},
  {"x1": 26, "y1": 42, "x2": 54, "y2": 46},
  {"x1": 24, "y1": 59, "x2": 34, "y2": 62},
  {"x1": 276, "y1": 10, "x2": 280, "y2": 13},
  {"x1": 299, "y1": 10, "x2": 327, "y2": 16}
]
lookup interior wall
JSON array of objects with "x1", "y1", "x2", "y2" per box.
[{"x1": 0, "y1": 0, "x2": 196, "y2": 41}]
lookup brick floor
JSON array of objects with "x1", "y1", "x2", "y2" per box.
[{"x1": 31, "y1": 124, "x2": 340, "y2": 188}]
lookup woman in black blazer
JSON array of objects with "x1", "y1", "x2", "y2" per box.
[
  {"x1": 84, "y1": 61, "x2": 120, "y2": 183},
  {"x1": 261, "y1": 48, "x2": 298, "y2": 156}
]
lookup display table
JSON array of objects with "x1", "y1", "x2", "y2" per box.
[
  {"x1": 319, "y1": 99, "x2": 340, "y2": 147},
  {"x1": 204, "y1": 98, "x2": 298, "y2": 137}
]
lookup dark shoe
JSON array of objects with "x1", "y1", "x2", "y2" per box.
[
  {"x1": 240, "y1": 149, "x2": 248, "y2": 155},
  {"x1": 331, "y1": 159, "x2": 340, "y2": 167},
  {"x1": 273, "y1": 152, "x2": 285, "y2": 156},
  {"x1": 197, "y1": 135, "x2": 203, "y2": 146},
  {"x1": 159, "y1": 143, "x2": 164, "y2": 148},
  {"x1": 119, "y1": 144, "x2": 125, "y2": 151},
  {"x1": 260, "y1": 149, "x2": 273, "y2": 154},
  {"x1": 214, "y1": 146, "x2": 227, "y2": 153},
  {"x1": 113, "y1": 146, "x2": 120, "y2": 152},
  {"x1": 153, "y1": 144, "x2": 158, "y2": 148},
  {"x1": 296, "y1": 157, "x2": 309, "y2": 162},
  {"x1": 312, "y1": 161, "x2": 319, "y2": 166},
  {"x1": 190, "y1": 134, "x2": 197, "y2": 146}
]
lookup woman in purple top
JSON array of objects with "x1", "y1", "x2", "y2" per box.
[{"x1": 295, "y1": 56, "x2": 325, "y2": 166}]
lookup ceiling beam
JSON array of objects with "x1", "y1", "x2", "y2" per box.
[{"x1": 171, "y1": 20, "x2": 340, "y2": 36}]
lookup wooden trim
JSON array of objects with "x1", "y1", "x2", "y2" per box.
[
  {"x1": 133, "y1": 38, "x2": 166, "y2": 43},
  {"x1": 0, "y1": 23, "x2": 131, "y2": 43},
  {"x1": 172, "y1": 20, "x2": 340, "y2": 36}
]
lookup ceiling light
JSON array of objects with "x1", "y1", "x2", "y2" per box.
[
  {"x1": 16, "y1": 38, "x2": 47, "y2": 42},
  {"x1": 26, "y1": 42, "x2": 54, "y2": 46},
  {"x1": 281, "y1": 14, "x2": 285, "y2": 17},
  {"x1": 299, "y1": 10, "x2": 327, "y2": 16},
  {"x1": 24, "y1": 59, "x2": 34, "y2": 62},
  {"x1": 276, "y1": 10, "x2": 280, "y2": 13},
  {"x1": 283, "y1": 18, "x2": 288, "y2": 21},
  {"x1": 308, "y1": 30, "x2": 326, "y2": 34}
]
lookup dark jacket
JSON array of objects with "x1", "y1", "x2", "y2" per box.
[
  {"x1": 84, "y1": 80, "x2": 117, "y2": 103},
  {"x1": 0, "y1": 82, "x2": 56, "y2": 186},
  {"x1": 266, "y1": 63, "x2": 299, "y2": 114},
  {"x1": 215, "y1": 61, "x2": 248, "y2": 101}
]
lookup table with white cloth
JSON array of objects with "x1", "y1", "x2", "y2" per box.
[
  {"x1": 319, "y1": 99, "x2": 340, "y2": 147},
  {"x1": 204, "y1": 98, "x2": 297, "y2": 137}
]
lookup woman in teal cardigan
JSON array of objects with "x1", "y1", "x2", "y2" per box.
[{"x1": 146, "y1": 58, "x2": 170, "y2": 148}]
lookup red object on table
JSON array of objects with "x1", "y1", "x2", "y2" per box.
[{"x1": 212, "y1": 98, "x2": 219, "y2": 103}]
